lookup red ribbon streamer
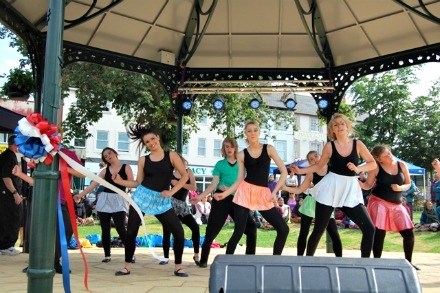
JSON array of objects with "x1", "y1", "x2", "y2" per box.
[{"x1": 60, "y1": 158, "x2": 89, "y2": 290}]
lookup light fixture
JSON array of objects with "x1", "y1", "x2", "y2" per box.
[
  {"x1": 284, "y1": 98, "x2": 297, "y2": 110},
  {"x1": 249, "y1": 98, "x2": 261, "y2": 109},
  {"x1": 180, "y1": 96, "x2": 193, "y2": 115},
  {"x1": 212, "y1": 96, "x2": 225, "y2": 111},
  {"x1": 318, "y1": 99, "x2": 329, "y2": 109}
]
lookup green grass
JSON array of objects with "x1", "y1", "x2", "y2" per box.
[{"x1": 78, "y1": 211, "x2": 440, "y2": 254}]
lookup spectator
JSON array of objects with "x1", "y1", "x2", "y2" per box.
[
  {"x1": 268, "y1": 174, "x2": 278, "y2": 192},
  {"x1": 74, "y1": 195, "x2": 94, "y2": 226},
  {"x1": 195, "y1": 195, "x2": 211, "y2": 225},
  {"x1": 281, "y1": 165, "x2": 298, "y2": 203},
  {"x1": 334, "y1": 208, "x2": 349, "y2": 229},
  {"x1": 291, "y1": 197, "x2": 303, "y2": 223},
  {"x1": 286, "y1": 193, "x2": 297, "y2": 214},
  {"x1": 0, "y1": 135, "x2": 23, "y2": 256},
  {"x1": 416, "y1": 200, "x2": 439, "y2": 231},
  {"x1": 277, "y1": 197, "x2": 290, "y2": 222},
  {"x1": 402, "y1": 179, "x2": 419, "y2": 220}
]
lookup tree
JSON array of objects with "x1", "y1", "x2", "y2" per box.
[{"x1": 349, "y1": 67, "x2": 417, "y2": 149}]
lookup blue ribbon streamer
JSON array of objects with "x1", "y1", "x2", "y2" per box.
[{"x1": 57, "y1": 189, "x2": 71, "y2": 293}]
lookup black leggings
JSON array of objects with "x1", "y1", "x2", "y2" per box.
[
  {"x1": 373, "y1": 228, "x2": 414, "y2": 262},
  {"x1": 306, "y1": 202, "x2": 375, "y2": 257},
  {"x1": 97, "y1": 211, "x2": 127, "y2": 257},
  {"x1": 162, "y1": 213, "x2": 200, "y2": 258},
  {"x1": 200, "y1": 194, "x2": 257, "y2": 264},
  {"x1": 125, "y1": 206, "x2": 184, "y2": 264},
  {"x1": 226, "y1": 203, "x2": 289, "y2": 255},
  {"x1": 298, "y1": 215, "x2": 342, "y2": 257}
]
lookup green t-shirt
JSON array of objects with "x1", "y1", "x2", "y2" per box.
[{"x1": 212, "y1": 159, "x2": 238, "y2": 191}]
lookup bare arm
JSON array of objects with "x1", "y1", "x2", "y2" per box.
[
  {"x1": 391, "y1": 161, "x2": 411, "y2": 192},
  {"x1": 292, "y1": 142, "x2": 332, "y2": 175},
  {"x1": 163, "y1": 151, "x2": 189, "y2": 197},
  {"x1": 12, "y1": 165, "x2": 34, "y2": 186},
  {"x1": 76, "y1": 169, "x2": 105, "y2": 199},
  {"x1": 283, "y1": 172, "x2": 313, "y2": 194},
  {"x1": 359, "y1": 166, "x2": 378, "y2": 190},
  {"x1": 196, "y1": 176, "x2": 220, "y2": 202},
  {"x1": 348, "y1": 140, "x2": 377, "y2": 173},
  {"x1": 215, "y1": 151, "x2": 245, "y2": 199},
  {"x1": 113, "y1": 157, "x2": 144, "y2": 188}
]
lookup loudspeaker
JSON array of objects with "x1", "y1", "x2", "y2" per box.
[{"x1": 209, "y1": 255, "x2": 421, "y2": 293}]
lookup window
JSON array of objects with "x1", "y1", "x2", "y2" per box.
[
  {"x1": 310, "y1": 141, "x2": 323, "y2": 154},
  {"x1": 0, "y1": 133, "x2": 9, "y2": 143},
  {"x1": 73, "y1": 138, "x2": 86, "y2": 148},
  {"x1": 213, "y1": 139, "x2": 222, "y2": 157},
  {"x1": 275, "y1": 120, "x2": 288, "y2": 131},
  {"x1": 198, "y1": 138, "x2": 206, "y2": 156},
  {"x1": 199, "y1": 116, "x2": 207, "y2": 125},
  {"x1": 118, "y1": 132, "x2": 129, "y2": 152},
  {"x1": 274, "y1": 140, "x2": 287, "y2": 161},
  {"x1": 96, "y1": 131, "x2": 109, "y2": 150},
  {"x1": 182, "y1": 144, "x2": 189, "y2": 155},
  {"x1": 310, "y1": 117, "x2": 321, "y2": 132},
  {"x1": 294, "y1": 139, "x2": 300, "y2": 159}
]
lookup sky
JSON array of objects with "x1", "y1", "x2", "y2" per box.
[{"x1": 1, "y1": 38, "x2": 439, "y2": 98}]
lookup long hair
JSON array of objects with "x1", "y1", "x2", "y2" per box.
[
  {"x1": 127, "y1": 123, "x2": 160, "y2": 154},
  {"x1": 101, "y1": 147, "x2": 118, "y2": 165},
  {"x1": 370, "y1": 144, "x2": 390, "y2": 162}
]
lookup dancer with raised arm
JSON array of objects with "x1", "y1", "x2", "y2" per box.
[
  {"x1": 112, "y1": 124, "x2": 189, "y2": 277},
  {"x1": 215, "y1": 121, "x2": 289, "y2": 255},
  {"x1": 292, "y1": 113, "x2": 376, "y2": 257},
  {"x1": 283, "y1": 150, "x2": 342, "y2": 256}
]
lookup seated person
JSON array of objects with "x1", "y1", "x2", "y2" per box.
[
  {"x1": 416, "y1": 200, "x2": 439, "y2": 231},
  {"x1": 291, "y1": 197, "x2": 303, "y2": 223},
  {"x1": 277, "y1": 197, "x2": 291, "y2": 223},
  {"x1": 74, "y1": 196, "x2": 94, "y2": 226},
  {"x1": 286, "y1": 193, "x2": 297, "y2": 213},
  {"x1": 334, "y1": 208, "x2": 349, "y2": 229}
]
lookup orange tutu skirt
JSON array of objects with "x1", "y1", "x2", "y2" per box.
[
  {"x1": 232, "y1": 181, "x2": 274, "y2": 211},
  {"x1": 367, "y1": 195, "x2": 414, "y2": 232}
]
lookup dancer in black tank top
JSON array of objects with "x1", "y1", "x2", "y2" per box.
[
  {"x1": 215, "y1": 121, "x2": 289, "y2": 255},
  {"x1": 292, "y1": 113, "x2": 376, "y2": 258},
  {"x1": 113, "y1": 124, "x2": 189, "y2": 277},
  {"x1": 76, "y1": 147, "x2": 134, "y2": 263},
  {"x1": 361, "y1": 145, "x2": 418, "y2": 269},
  {"x1": 283, "y1": 151, "x2": 342, "y2": 256}
]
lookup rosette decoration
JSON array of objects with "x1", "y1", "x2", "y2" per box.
[{"x1": 14, "y1": 113, "x2": 60, "y2": 167}]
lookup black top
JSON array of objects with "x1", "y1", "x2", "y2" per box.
[
  {"x1": 244, "y1": 144, "x2": 271, "y2": 187},
  {"x1": 372, "y1": 162, "x2": 404, "y2": 204},
  {"x1": 329, "y1": 140, "x2": 358, "y2": 177},
  {"x1": 172, "y1": 172, "x2": 190, "y2": 201},
  {"x1": 102, "y1": 164, "x2": 128, "y2": 193},
  {"x1": 0, "y1": 148, "x2": 21, "y2": 193},
  {"x1": 141, "y1": 151, "x2": 173, "y2": 192},
  {"x1": 312, "y1": 168, "x2": 328, "y2": 185}
]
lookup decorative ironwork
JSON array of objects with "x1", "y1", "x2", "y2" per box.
[
  {"x1": 63, "y1": 41, "x2": 180, "y2": 96},
  {"x1": 393, "y1": 0, "x2": 440, "y2": 25}
]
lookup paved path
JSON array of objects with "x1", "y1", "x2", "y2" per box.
[{"x1": 1, "y1": 246, "x2": 439, "y2": 292}]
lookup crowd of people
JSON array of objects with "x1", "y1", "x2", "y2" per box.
[{"x1": 2, "y1": 113, "x2": 439, "y2": 278}]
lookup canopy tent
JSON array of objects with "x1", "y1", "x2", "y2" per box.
[
  {"x1": 397, "y1": 158, "x2": 426, "y2": 196},
  {"x1": 0, "y1": 106, "x2": 24, "y2": 133}
]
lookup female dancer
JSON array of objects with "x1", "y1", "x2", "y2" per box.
[
  {"x1": 359, "y1": 145, "x2": 417, "y2": 268},
  {"x1": 292, "y1": 113, "x2": 376, "y2": 257},
  {"x1": 215, "y1": 121, "x2": 289, "y2": 255},
  {"x1": 161, "y1": 154, "x2": 200, "y2": 266},
  {"x1": 283, "y1": 150, "x2": 342, "y2": 256},
  {"x1": 75, "y1": 147, "x2": 133, "y2": 263},
  {"x1": 194, "y1": 138, "x2": 257, "y2": 268},
  {"x1": 113, "y1": 124, "x2": 189, "y2": 277}
]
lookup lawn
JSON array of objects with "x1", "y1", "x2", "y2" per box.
[{"x1": 78, "y1": 211, "x2": 440, "y2": 254}]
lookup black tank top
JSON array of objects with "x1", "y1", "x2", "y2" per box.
[
  {"x1": 312, "y1": 168, "x2": 329, "y2": 185},
  {"x1": 329, "y1": 140, "x2": 358, "y2": 176},
  {"x1": 102, "y1": 164, "x2": 128, "y2": 192},
  {"x1": 141, "y1": 151, "x2": 173, "y2": 192},
  {"x1": 244, "y1": 144, "x2": 271, "y2": 187},
  {"x1": 171, "y1": 172, "x2": 190, "y2": 201},
  {"x1": 372, "y1": 162, "x2": 404, "y2": 204}
]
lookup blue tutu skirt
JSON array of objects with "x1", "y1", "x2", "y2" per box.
[{"x1": 132, "y1": 185, "x2": 172, "y2": 215}]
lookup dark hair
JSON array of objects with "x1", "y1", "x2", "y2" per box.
[
  {"x1": 101, "y1": 147, "x2": 118, "y2": 165},
  {"x1": 127, "y1": 123, "x2": 161, "y2": 153},
  {"x1": 8, "y1": 135, "x2": 16, "y2": 145},
  {"x1": 370, "y1": 144, "x2": 390, "y2": 162}
]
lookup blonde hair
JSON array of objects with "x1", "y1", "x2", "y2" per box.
[
  {"x1": 327, "y1": 113, "x2": 355, "y2": 140},
  {"x1": 244, "y1": 120, "x2": 260, "y2": 144},
  {"x1": 221, "y1": 137, "x2": 238, "y2": 158}
]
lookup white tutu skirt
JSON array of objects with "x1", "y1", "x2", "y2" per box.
[{"x1": 310, "y1": 172, "x2": 364, "y2": 208}]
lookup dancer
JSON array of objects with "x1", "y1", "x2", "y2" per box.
[
  {"x1": 292, "y1": 113, "x2": 376, "y2": 257},
  {"x1": 283, "y1": 150, "x2": 342, "y2": 256},
  {"x1": 215, "y1": 121, "x2": 289, "y2": 255},
  {"x1": 195, "y1": 138, "x2": 257, "y2": 268},
  {"x1": 112, "y1": 124, "x2": 189, "y2": 277},
  {"x1": 75, "y1": 147, "x2": 133, "y2": 263},
  {"x1": 359, "y1": 145, "x2": 418, "y2": 269},
  {"x1": 161, "y1": 154, "x2": 200, "y2": 266}
]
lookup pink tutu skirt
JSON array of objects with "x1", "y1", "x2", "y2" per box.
[
  {"x1": 233, "y1": 181, "x2": 274, "y2": 211},
  {"x1": 367, "y1": 195, "x2": 414, "y2": 232}
]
